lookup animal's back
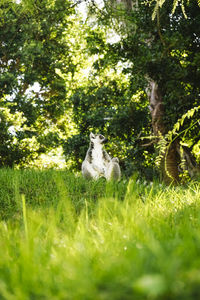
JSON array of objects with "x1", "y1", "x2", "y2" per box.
[{"x1": 106, "y1": 158, "x2": 121, "y2": 181}]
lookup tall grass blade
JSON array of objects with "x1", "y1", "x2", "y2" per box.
[{"x1": 22, "y1": 194, "x2": 28, "y2": 240}]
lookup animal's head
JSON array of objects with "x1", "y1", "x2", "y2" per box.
[{"x1": 89, "y1": 133, "x2": 108, "y2": 145}]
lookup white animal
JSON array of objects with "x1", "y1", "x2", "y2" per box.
[
  {"x1": 105, "y1": 157, "x2": 121, "y2": 181},
  {"x1": 82, "y1": 133, "x2": 111, "y2": 180}
]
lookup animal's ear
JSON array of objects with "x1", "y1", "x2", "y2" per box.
[{"x1": 90, "y1": 132, "x2": 95, "y2": 139}]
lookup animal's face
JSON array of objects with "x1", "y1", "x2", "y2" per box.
[{"x1": 90, "y1": 133, "x2": 108, "y2": 145}]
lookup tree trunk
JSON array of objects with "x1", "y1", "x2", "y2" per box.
[
  {"x1": 147, "y1": 80, "x2": 180, "y2": 183},
  {"x1": 147, "y1": 80, "x2": 200, "y2": 184}
]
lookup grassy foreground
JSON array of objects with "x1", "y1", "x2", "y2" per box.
[{"x1": 0, "y1": 169, "x2": 200, "y2": 299}]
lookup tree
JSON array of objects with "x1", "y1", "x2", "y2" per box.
[{"x1": 0, "y1": 0, "x2": 80, "y2": 167}]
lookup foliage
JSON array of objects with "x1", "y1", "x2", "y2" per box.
[
  {"x1": 0, "y1": 0, "x2": 81, "y2": 167},
  {"x1": 63, "y1": 77, "x2": 153, "y2": 177},
  {"x1": 156, "y1": 105, "x2": 200, "y2": 167},
  {"x1": 80, "y1": 0, "x2": 200, "y2": 179},
  {"x1": 63, "y1": 21, "x2": 155, "y2": 178},
  {"x1": 63, "y1": 0, "x2": 200, "y2": 179},
  {"x1": 0, "y1": 169, "x2": 200, "y2": 298},
  {"x1": 150, "y1": 0, "x2": 200, "y2": 19}
]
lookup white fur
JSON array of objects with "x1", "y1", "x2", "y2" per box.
[
  {"x1": 81, "y1": 144, "x2": 105, "y2": 179},
  {"x1": 91, "y1": 143, "x2": 107, "y2": 174},
  {"x1": 81, "y1": 160, "x2": 101, "y2": 179},
  {"x1": 82, "y1": 133, "x2": 120, "y2": 181},
  {"x1": 82, "y1": 133, "x2": 109, "y2": 180},
  {"x1": 105, "y1": 157, "x2": 121, "y2": 181}
]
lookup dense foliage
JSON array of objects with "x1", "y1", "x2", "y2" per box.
[
  {"x1": 64, "y1": 76, "x2": 152, "y2": 177},
  {"x1": 0, "y1": 0, "x2": 79, "y2": 167},
  {"x1": 63, "y1": 0, "x2": 200, "y2": 179}
]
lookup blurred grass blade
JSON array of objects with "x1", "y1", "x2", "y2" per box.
[{"x1": 22, "y1": 194, "x2": 28, "y2": 240}]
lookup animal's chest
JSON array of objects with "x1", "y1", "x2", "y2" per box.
[{"x1": 92, "y1": 149, "x2": 105, "y2": 167}]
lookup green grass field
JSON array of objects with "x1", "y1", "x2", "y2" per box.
[{"x1": 0, "y1": 169, "x2": 200, "y2": 299}]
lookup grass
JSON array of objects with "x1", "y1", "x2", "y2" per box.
[{"x1": 0, "y1": 169, "x2": 200, "y2": 299}]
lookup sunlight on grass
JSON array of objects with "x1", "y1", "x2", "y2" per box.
[{"x1": 0, "y1": 169, "x2": 199, "y2": 299}]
